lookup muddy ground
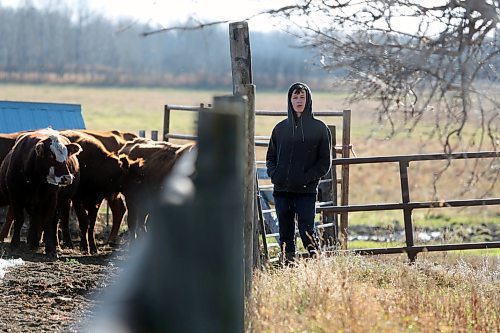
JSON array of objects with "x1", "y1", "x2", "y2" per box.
[
  {"x1": 0, "y1": 220, "x2": 497, "y2": 332},
  {"x1": 0, "y1": 233, "x2": 127, "y2": 333}
]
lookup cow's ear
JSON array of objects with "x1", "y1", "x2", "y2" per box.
[
  {"x1": 35, "y1": 142, "x2": 44, "y2": 157},
  {"x1": 66, "y1": 143, "x2": 82, "y2": 156},
  {"x1": 133, "y1": 158, "x2": 144, "y2": 168},
  {"x1": 128, "y1": 158, "x2": 144, "y2": 176},
  {"x1": 118, "y1": 154, "x2": 130, "y2": 169},
  {"x1": 129, "y1": 158, "x2": 144, "y2": 176}
]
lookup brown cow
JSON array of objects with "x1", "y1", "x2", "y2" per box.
[
  {"x1": 82, "y1": 129, "x2": 138, "y2": 153},
  {"x1": 0, "y1": 129, "x2": 81, "y2": 257},
  {"x1": 0, "y1": 132, "x2": 21, "y2": 241},
  {"x1": 0, "y1": 132, "x2": 20, "y2": 162},
  {"x1": 118, "y1": 137, "x2": 171, "y2": 158},
  {"x1": 122, "y1": 142, "x2": 195, "y2": 242},
  {"x1": 117, "y1": 138, "x2": 185, "y2": 242},
  {"x1": 59, "y1": 130, "x2": 142, "y2": 254},
  {"x1": 102, "y1": 137, "x2": 171, "y2": 242},
  {"x1": 80, "y1": 129, "x2": 138, "y2": 246},
  {"x1": 0, "y1": 129, "x2": 139, "y2": 248}
]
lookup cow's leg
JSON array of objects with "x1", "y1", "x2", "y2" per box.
[
  {"x1": 27, "y1": 209, "x2": 43, "y2": 251},
  {"x1": 87, "y1": 203, "x2": 100, "y2": 254},
  {"x1": 58, "y1": 199, "x2": 74, "y2": 249},
  {"x1": 73, "y1": 201, "x2": 90, "y2": 254},
  {"x1": 43, "y1": 210, "x2": 59, "y2": 258},
  {"x1": 9, "y1": 204, "x2": 24, "y2": 250},
  {"x1": 106, "y1": 193, "x2": 126, "y2": 246},
  {"x1": 142, "y1": 212, "x2": 149, "y2": 234},
  {"x1": 0, "y1": 206, "x2": 14, "y2": 241},
  {"x1": 37, "y1": 193, "x2": 59, "y2": 257}
]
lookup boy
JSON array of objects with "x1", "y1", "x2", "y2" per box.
[{"x1": 266, "y1": 82, "x2": 332, "y2": 264}]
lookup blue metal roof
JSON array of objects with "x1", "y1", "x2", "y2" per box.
[{"x1": 0, "y1": 100, "x2": 86, "y2": 133}]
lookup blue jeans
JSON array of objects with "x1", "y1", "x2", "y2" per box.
[{"x1": 274, "y1": 194, "x2": 318, "y2": 255}]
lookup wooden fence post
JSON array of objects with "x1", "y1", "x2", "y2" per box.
[
  {"x1": 241, "y1": 84, "x2": 259, "y2": 269},
  {"x1": 230, "y1": 21, "x2": 252, "y2": 96},
  {"x1": 89, "y1": 96, "x2": 246, "y2": 333},
  {"x1": 230, "y1": 21, "x2": 258, "y2": 295},
  {"x1": 161, "y1": 95, "x2": 244, "y2": 332},
  {"x1": 319, "y1": 125, "x2": 337, "y2": 247},
  {"x1": 163, "y1": 105, "x2": 171, "y2": 141},
  {"x1": 340, "y1": 110, "x2": 351, "y2": 250}
]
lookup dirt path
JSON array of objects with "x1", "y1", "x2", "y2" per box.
[{"x1": 0, "y1": 243, "x2": 127, "y2": 332}]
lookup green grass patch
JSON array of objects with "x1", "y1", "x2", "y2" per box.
[
  {"x1": 446, "y1": 248, "x2": 500, "y2": 256},
  {"x1": 347, "y1": 210, "x2": 500, "y2": 229},
  {"x1": 65, "y1": 258, "x2": 81, "y2": 265},
  {"x1": 347, "y1": 240, "x2": 405, "y2": 249},
  {"x1": 346, "y1": 241, "x2": 500, "y2": 256}
]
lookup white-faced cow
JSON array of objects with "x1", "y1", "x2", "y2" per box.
[{"x1": 0, "y1": 128, "x2": 82, "y2": 258}]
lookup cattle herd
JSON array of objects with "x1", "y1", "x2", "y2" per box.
[{"x1": 0, "y1": 128, "x2": 194, "y2": 258}]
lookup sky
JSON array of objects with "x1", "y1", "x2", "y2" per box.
[{"x1": 0, "y1": 0, "x2": 290, "y2": 31}]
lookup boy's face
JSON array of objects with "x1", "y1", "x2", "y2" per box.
[{"x1": 291, "y1": 89, "x2": 306, "y2": 114}]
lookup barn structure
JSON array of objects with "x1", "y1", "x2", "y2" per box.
[{"x1": 0, "y1": 100, "x2": 85, "y2": 133}]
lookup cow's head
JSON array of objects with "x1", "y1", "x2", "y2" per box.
[
  {"x1": 35, "y1": 135, "x2": 82, "y2": 186},
  {"x1": 117, "y1": 154, "x2": 145, "y2": 191}
]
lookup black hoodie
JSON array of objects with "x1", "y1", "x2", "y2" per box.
[{"x1": 266, "y1": 82, "x2": 332, "y2": 194}]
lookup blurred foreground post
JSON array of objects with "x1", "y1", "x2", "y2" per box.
[{"x1": 89, "y1": 95, "x2": 245, "y2": 333}]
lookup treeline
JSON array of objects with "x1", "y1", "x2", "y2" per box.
[{"x1": 0, "y1": 3, "x2": 330, "y2": 90}]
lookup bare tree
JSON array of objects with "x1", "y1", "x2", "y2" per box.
[
  {"x1": 143, "y1": 0, "x2": 499, "y2": 196},
  {"x1": 262, "y1": 0, "x2": 500, "y2": 195},
  {"x1": 143, "y1": 1, "x2": 499, "y2": 149},
  {"x1": 264, "y1": 1, "x2": 498, "y2": 150}
]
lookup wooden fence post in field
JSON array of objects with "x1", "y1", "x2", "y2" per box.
[
  {"x1": 319, "y1": 125, "x2": 337, "y2": 247},
  {"x1": 230, "y1": 21, "x2": 258, "y2": 295},
  {"x1": 163, "y1": 105, "x2": 170, "y2": 141},
  {"x1": 230, "y1": 21, "x2": 252, "y2": 95},
  {"x1": 240, "y1": 84, "x2": 258, "y2": 269},
  {"x1": 89, "y1": 96, "x2": 246, "y2": 333},
  {"x1": 340, "y1": 110, "x2": 351, "y2": 250}
]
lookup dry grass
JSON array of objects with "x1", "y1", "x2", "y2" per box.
[{"x1": 246, "y1": 254, "x2": 500, "y2": 333}]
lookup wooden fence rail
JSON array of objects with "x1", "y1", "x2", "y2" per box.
[{"x1": 318, "y1": 151, "x2": 500, "y2": 261}]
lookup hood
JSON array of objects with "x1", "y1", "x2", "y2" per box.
[{"x1": 287, "y1": 82, "x2": 313, "y2": 123}]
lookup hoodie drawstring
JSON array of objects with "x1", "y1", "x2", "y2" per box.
[
  {"x1": 291, "y1": 117, "x2": 305, "y2": 143},
  {"x1": 300, "y1": 117, "x2": 305, "y2": 143}
]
